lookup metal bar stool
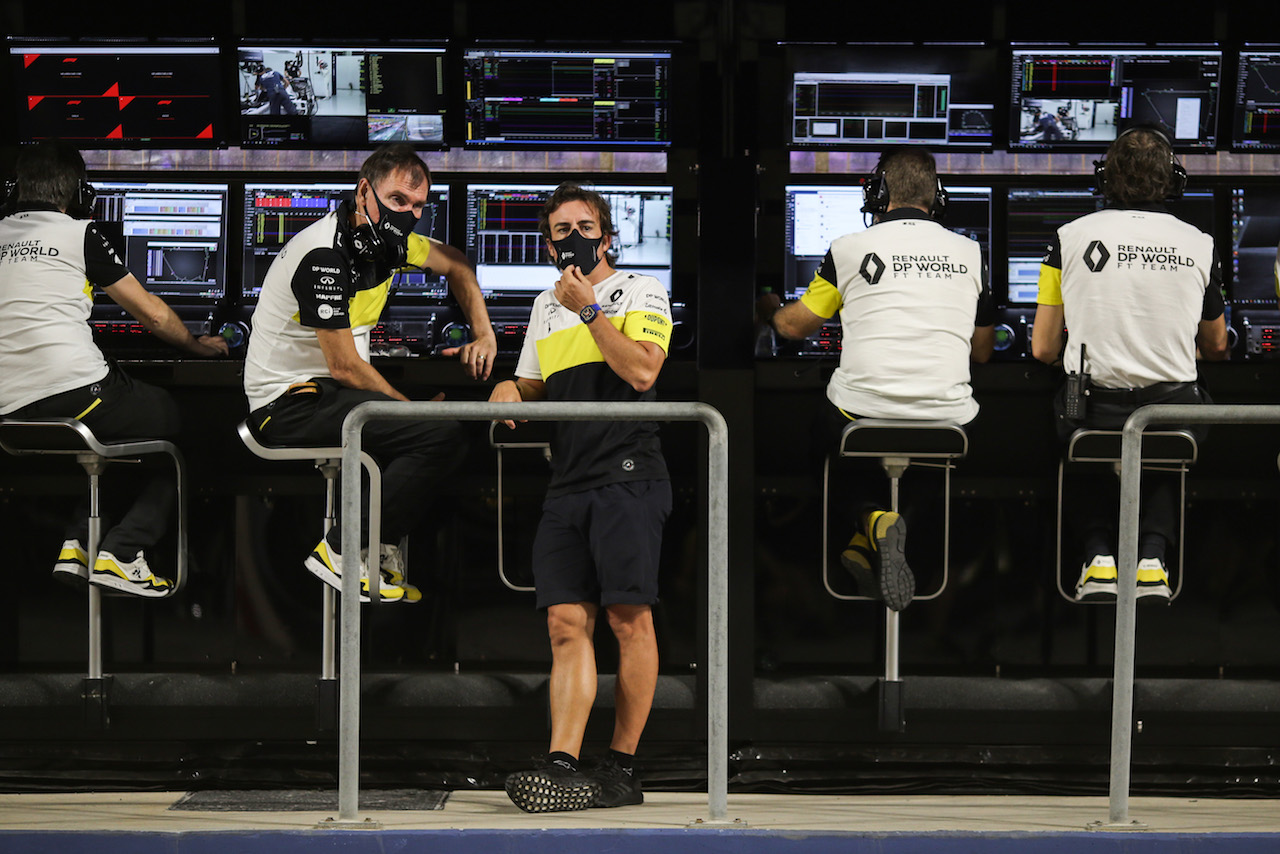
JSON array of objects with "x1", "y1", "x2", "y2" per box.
[
  {"x1": 821, "y1": 418, "x2": 968, "y2": 733},
  {"x1": 236, "y1": 420, "x2": 386, "y2": 729},
  {"x1": 488, "y1": 421, "x2": 553, "y2": 594},
  {"x1": 1055, "y1": 428, "x2": 1198, "y2": 604},
  {"x1": 0, "y1": 416, "x2": 188, "y2": 728}
]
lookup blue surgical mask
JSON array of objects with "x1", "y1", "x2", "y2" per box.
[{"x1": 551, "y1": 229, "x2": 605, "y2": 275}]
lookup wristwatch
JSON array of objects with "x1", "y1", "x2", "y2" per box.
[{"x1": 579, "y1": 303, "x2": 602, "y2": 325}]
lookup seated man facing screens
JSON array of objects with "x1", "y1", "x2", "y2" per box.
[
  {"x1": 0, "y1": 142, "x2": 229, "y2": 596},
  {"x1": 243, "y1": 143, "x2": 495, "y2": 602},
  {"x1": 762, "y1": 146, "x2": 993, "y2": 611},
  {"x1": 1032, "y1": 126, "x2": 1228, "y2": 602}
]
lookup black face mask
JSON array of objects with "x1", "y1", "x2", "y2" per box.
[
  {"x1": 351, "y1": 186, "x2": 418, "y2": 267},
  {"x1": 551, "y1": 229, "x2": 605, "y2": 276}
]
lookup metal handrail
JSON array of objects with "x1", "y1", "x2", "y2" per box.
[
  {"x1": 1105, "y1": 403, "x2": 1280, "y2": 828},
  {"x1": 338, "y1": 400, "x2": 730, "y2": 825}
]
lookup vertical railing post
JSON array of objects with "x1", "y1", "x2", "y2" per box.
[{"x1": 338, "y1": 401, "x2": 730, "y2": 825}]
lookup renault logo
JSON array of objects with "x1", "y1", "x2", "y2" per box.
[
  {"x1": 1083, "y1": 240, "x2": 1110, "y2": 272},
  {"x1": 860, "y1": 252, "x2": 886, "y2": 285}
]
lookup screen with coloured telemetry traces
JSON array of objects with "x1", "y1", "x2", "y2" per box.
[
  {"x1": 465, "y1": 183, "x2": 674, "y2": 299},
  {"x1": 1009, "y1": 46, "x2": 1222, "y2": 151},
  {"x1": 89, "y1": 182, "x2": 229, "y2": 301},
  {"x1": 463, "y1": 48, "x2": 671, "y2": 147},
  {"x1": 241, "y1": 182, "x2": 450, "y2": 298},
  {"x1": 1232, "y1": 49, "x2": 1280, "y2": 151},
  {"x1": 10, "y1": 44, "x2": 222, "y2": 145}
]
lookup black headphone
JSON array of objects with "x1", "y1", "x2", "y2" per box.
[
  {"x1": 2, "y1": 144, "x2": 98, "y2": 219},
  {"x1": 861, "y1": 172, "x2": 949, "y2": 221},
  {"x1": 1092, "y1": 125, "x2": 1187, "y2": 201}
]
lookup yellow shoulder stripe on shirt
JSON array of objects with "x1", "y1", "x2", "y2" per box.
[
  {"x1": 800, "y1": 273, "x2": 841, "y2": 319},
  {"x1": 622, "y1": 309, "x2": 672, "y2": 354},
  {"x1": 405, "y1": 232, "x2": 432, "y2": 270},
  {"x1": 1036, "y1": 263, "x2": 1063, "y2": 306},
  {"x1": 350, "y1": 282, "x2": 391, "y2": 328}
]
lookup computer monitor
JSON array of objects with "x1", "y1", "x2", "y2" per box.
[
  {"x1": 1231, "y1": 187, "x2": 1280, "y2": 306},
  {"x1": 241, "y1": 182, "x2": 449, "y2": 299},
  {"x1": 1231, "y1": 49, "x2": 1280, "y2": 151},
  {"x1": 463, "y1": 48, "x2": 671, "y2": 148},
  {"x1": 465, "y1": 183, "x2": 674, "y2": 299},
  {"x1": 1005, "y1": 187, "x2": 1217, "y2": 305},
  {"x1": 89, "y1": 181, "x2": 229, "y2": 301},
  {"x1": 1009, "y1": 46, "x2": 1222, "y2": 151},
  {"x1": 10, "y1": 43, "x2": 222, "y2": 146},
  {"x1": 238, "y1": 44, "x2": 447, "y2": 148},
  {"x1": 783, "y1": 183, "x2": 992, "y2": 300},
  {"x1": 785, "y1": 43, "x2": 997, "y2": 149}
]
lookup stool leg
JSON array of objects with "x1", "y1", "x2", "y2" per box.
[
  {"x1": 880, "y1": 471, "x2": 905, "y2": 733},
  {"x1": 82, "y1": 459, "x2": 110, "y2": 730},
  {"x1": 317, "y1": 466, "x2": 339, "y2": 730}
]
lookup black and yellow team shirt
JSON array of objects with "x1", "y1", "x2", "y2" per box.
[
  {"x1": 515, "y1": 271, "x2": 673, "y2": 497},
  {"x1": 244, "y1": 200, "x2": 432, "y2": 411}
]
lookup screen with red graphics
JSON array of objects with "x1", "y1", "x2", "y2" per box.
[{"x1": 9, "y1": 45, "x2": 223, "y2": 146}]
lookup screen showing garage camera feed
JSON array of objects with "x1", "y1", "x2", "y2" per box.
[
  {"x1": 783, "y1": 184, "x2": 992, "y2": 300},
  {"x1": 1232, "y1": 50, "x2": 1280, "y2": 151},
  {"x1": 238, "y1": 44, "x2": 446, "y2": 147},
  {"x1": 10, "y1": 44, "x2": 221, "y2": 145},
  {"x1": 241, "y1": 182, "x2": 449, "y2": 298},
  {"x1": 1005, "y1": 187, "x2": 1216, "y2": 305},
  {"x1": 465, "y1": 184, "x2": 674, "y2": 298},
  {"x1": 463, "y1": 48, "x2": 671, "y2": 147},
  {"x1": 89, "y1": 182, "x2": 229, "y2": 301},
  {"x1": 1009, "y1": 47, "x2": 1222, "y2": 151},
  {"x1": 1231, "y1": 187, "x2": 1280, "y2": 305},
  {"x1": 786, "y1": 44, "x2": 997, "y2": 149}
]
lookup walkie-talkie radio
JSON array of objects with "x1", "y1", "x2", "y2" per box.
[{"x1": 1064, "y1": 343, "x2": 1091, "y2": 420}]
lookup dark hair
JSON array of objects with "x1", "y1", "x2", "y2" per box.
[
  {"x1": 1101, "y1": 128, "x2": 1174, "y2": 205},
  {"x1": 538, "y1": 181, "x2": 617, "y2": 241},
  {"x1": 358, "y1": 143, "x2": 430, "y2": 194},
  {"x1": 878, "y1": 147, "x2": 938, "y2": 211},
  {"x1": 15, "y1": 141, "x2": 87, "y2": 209}
]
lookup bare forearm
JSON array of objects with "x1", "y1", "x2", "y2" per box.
[
  {"x1": 589, "y1": 321, "x2": 663, "y2": 391},
  {"x1": 137, "y1": 296, "x2": 213, "y2": 356},
  {"x1": 332, "y1": 359, "x2": 409, "y2": 401}
]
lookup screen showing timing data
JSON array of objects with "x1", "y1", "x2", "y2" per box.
[{"x1": 786, "y1": 43, "x2": 997, "y2": 150}]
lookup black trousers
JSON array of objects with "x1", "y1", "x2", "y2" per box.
[
  {"x1": 1054, "y1": 380, "x2": 1209, "y2": 562},
  {"x1": 13, "y1": 366, "x2": 181, "y2": 556},
  {"x1": 248, "y1": 378, "x2": 467, "y2": 548}
]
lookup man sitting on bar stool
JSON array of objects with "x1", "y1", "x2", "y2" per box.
[
  {"x1": 1032, "y1": 126, "x2": 1229, "y2": 602},
  {"x1": 762, "y1": 146, "x2": 994, "y2": 610},
  {"x1": 0, "y1": 142, "x2": 229, "y2": 596},
  {"x1": 243, "y1": 144, "x2": 495, "y2": 602}
]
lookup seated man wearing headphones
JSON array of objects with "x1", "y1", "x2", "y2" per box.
[
  {"x1": 1032, "y1": 126, "x2": 1229, "y2": 602},
  {"x1": 0, "y1": 142, "x2": 229, "y2": 596},
  {"x1": 761, "y1": 147, "x2": 994, "y2": 610}
]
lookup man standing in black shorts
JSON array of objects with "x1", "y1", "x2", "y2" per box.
[{"x1": 489, "y1": 183, "x2": 674, "y2": 812}]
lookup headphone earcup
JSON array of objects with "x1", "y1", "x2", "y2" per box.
[
  {"x1": 0, "y1": 179, "x2": 17, "y2": 216},
  {"x1": 1092, "y1": 159, "x2": 1107, "y2": 197},
  {"x1": 1167, "y1": 161, "x2": 1187, "y2": 200},
  {"x1": 931, "y1": 178, "x2": 949, "y2": 221},
  {"x1": 860, "y1": 174, "x2": 890, "y2": 215}
]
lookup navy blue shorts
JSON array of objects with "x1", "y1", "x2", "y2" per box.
[{"x1": 531, "y1": 480, "x2": 672, "y2": 610}]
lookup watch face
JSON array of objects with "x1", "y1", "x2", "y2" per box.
[{"x1": 580, "y1": 304, "x2": 598, "y2": 323}]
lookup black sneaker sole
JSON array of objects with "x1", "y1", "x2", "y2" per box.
[
  {"x1": 873, "y1": 515, "x2": 914, "y2": 611},
  {"x1": 505, "y1": 770, "x2": 599, "y2": 813},
  {"x1": 592, "y1": 787, "x2": 644, "y2": 808}
]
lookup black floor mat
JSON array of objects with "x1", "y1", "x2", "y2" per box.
[{"x1": 169, "y1": 788, "x2": 449, "y2": 811}]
